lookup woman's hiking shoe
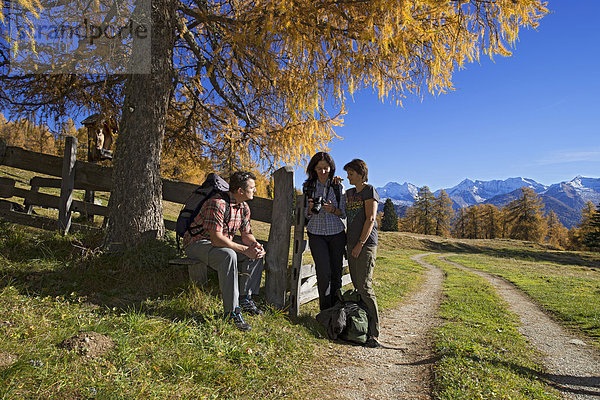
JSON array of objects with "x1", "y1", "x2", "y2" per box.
[
  {"x1": 364, "y1": 337, "x2": 381, "y2": 348},
  {"x1": 240, "y1": 298, "x2": 264, "y2": 316},
  {"x1": 228, "y1": 307, "x2": 251, "y2": 331}
]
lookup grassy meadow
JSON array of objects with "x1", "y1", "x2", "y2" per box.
[
  {"x1": 426, "y1": 255, "x2": 560, "y2": 399},
  {"x1": 0, "y1": 220, "x2": 427, "y2": 399},
  {"x1": 444, "y1": 253, "x2": 600, "y2": 342},
  {"x1": 1, "y1": 162, "x2": 600, "y2": 399}
]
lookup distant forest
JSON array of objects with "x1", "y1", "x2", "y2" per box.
[{"x1": 378, "y1": 187, "x2": 600, "y2": 251}]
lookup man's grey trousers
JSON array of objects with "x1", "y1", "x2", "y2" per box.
[{"x1": 185, "y1": 240, "x2": 263, "y2": 313}]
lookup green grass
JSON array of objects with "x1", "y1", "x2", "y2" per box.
[
  {"x1": 373, "y1": 248, "x2": 426, "y2": 310},
  {"x1": 0, "y1": 221, "x2": 431, "y2": 399},
  {"x1": 5, "y1": 171, "x2": 599, "y2": 399},
  {"x1": 446, "y1": 254, "x2": 600, "y2": 344},
  {"x1": 426, "y1": 255, "x2": 560, "y2": 400},
  {"x1": 0, "y1": 222, "x2": 321, "y2": 399}
]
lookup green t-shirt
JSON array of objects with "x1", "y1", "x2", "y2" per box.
[{"x1": 345, "y1": 184, "x2": 380, "y2": 247}]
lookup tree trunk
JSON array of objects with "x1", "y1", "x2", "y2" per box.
[{"x1": 104, "y1": 0, "x2": 176, "y2": 250}]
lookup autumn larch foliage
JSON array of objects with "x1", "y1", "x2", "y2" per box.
[{"x1": 0, "y1": 0, "x2": 549, "y2": 247}]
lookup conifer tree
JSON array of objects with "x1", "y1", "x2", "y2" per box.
[
  {"x1": 452, "y1": 208, "x2": 467, "y2": 238},
  {"x1": 413, "y1": 186, "x2": 436, "y2": 235},
  {"x1": 582, "y1": 203, "x2": 600, "y2": 251},
  {"x1": 569, "y1": 201, "x2": 597, "y2": 250},
  {"x1": 481, "y1": 204, "x2": 502, "y2": 239},
  {"x1": 381, "y1": 198, "x2": 399, "y2": 232},
  {"x1": 433, "y1": 190, "x2": 454, "y2": 237},
  {"x1": 545, "y1": 210, "x2": 569, "y2": 249},
  {"x1": 399, "y1": 206, "x2": 419, "y2": 233},
  {"x1": 465, "y1": 204, "x2": 483, "y2": 239},
  {"x1": 505, "y1": 187, "x2": 545, "y2": 242},
  {"x1": 1, "y1": 1, "x2": 549, "y2": 248}
]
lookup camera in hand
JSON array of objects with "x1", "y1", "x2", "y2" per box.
[{"x1": 311, "y1": 196, "x2": 326, "y2": 214}]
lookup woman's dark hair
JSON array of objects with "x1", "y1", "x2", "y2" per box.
[
  {"x1": 343, "y1": 159, "x2": 368, "y2": 182},
  {"x1": 229, "y1": 171, "x2": 257, "y2": 192},
  {"x1": 305, "y1": 152, "x2": 336, "y2": 181}
]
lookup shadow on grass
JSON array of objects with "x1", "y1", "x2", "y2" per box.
[
  {"x1": 441, "y1": 352, "x2": 600, "y2": 397},
  {"x1": 289, "y1": 313, "x2": 328, "y2": 340},
  {"x1": 418, "y1": 238, "x2": 600, "y2": 269},
  {"x1": 0, "y1": 223, "x2": 227, "y2": 324}
]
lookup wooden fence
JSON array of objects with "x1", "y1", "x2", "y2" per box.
[
  {"x1": 0, "y1": 137, "x2": 347, "y2": 314},
  {"x1": 287, "y1": 193, "x2": 351, "y2": 316}
]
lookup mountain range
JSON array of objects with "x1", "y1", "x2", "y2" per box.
[{"x1": 376, "y1": 176, "x2": 600, "y2": 228}]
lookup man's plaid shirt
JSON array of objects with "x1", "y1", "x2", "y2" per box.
[{"x1": 183, "y1": 195, "x2": 252, "y2": 248}]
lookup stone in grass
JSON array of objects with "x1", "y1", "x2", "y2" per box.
[
  {"x1": 0, "y1": 352, "x2": 18, "y2": 368},
  {"x1": 58, "y1": 332, "x2": 115, "y2": 358}
]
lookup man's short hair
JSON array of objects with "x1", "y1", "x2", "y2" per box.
[
  {"x1": 343, "y1": 159, "x2": 369, "y2": 182},
  {"x1": 229, "y1": 171, "x2": 257, "y2": 192}
]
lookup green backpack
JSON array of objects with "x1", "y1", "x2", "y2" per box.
[{"x1": 336, "y1": 289, "x2": 369, "y2": 344}]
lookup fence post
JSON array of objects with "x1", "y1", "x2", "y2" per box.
[
  {"x1": 84, "y1": 190, "x2": 95, "y2": 223},
  {"x1": 24, "y1": 178, "x2": 39, "y2": 214},
  {"x1": 265, "y1": 166, "x2": 294, "y2": 309},
  {"x1": 0, "y1": 138, "x2": 6, "y2": 164},
  {"x1": 58, "y1": 136, "x2": 77, "y2": 234}
]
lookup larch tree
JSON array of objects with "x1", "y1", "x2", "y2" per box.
[
  {"x1": 399, "y1": 205, "x2": 419, "y2": 233},
  {"x1": 505, "y1": 187, "x2": 545, "y2": 242},
  {"x1": 433, "y1": 190, "x2": 453, "y2": 237},
  {"x1": 1, "y1": 0, "x2": 548, "y2": 248},
  {"x1": 381, "y1": 198, "x2": 399, "y2": 232},
  {"x1": 465, "y1": 204, "x2": 483, "y2": 239},
  {"x1": 572, "y1": 201, "x2": 599, "y2": 250},
  {"x1": 452, "y1": 208, "x2": 467, "y2": 238},
  {"x1": 582, "y1": 204, "x2": 600, "y2": 251},
  {"x1": 545, "y1": 210, "x2": 568, "y2": 249},
  {"x1": 413, "y1": 186, "x2": 436, "y2": 235},
  {"x1": 481, "y1": 204, "x2": 502, "y2": 239}
]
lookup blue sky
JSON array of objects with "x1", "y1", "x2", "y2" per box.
[{"x1": 296, "y1": 1, "x2": 600, "y2": 191}]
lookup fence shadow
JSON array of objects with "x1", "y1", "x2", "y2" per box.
[
  {"x1": 452, "y1": 353, "x2": 600, "y2": 397},
  {"x1": 0, "y1": 226, "x2": 229, "y2": 323},
  {"x1": 418, "y1": 238, "x2": 600, "y2": 269}
]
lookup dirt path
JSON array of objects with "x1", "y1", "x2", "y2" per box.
[
  {"x1": 438, "y1": 255, "x2": 600, "y2": 400},
  {"x1": 314, "y1": 253, "x2": 444, "y2": 400}
]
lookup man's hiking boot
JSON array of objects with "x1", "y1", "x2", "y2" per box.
[
  {"x1": 228, "y1": 307, "x2": 251, "y2": 331},
  {"x1": 240, "y1": 297, "x2": 264, "y2": 316},
  {"x1": 364, "y1": 337, "x2": 381, "y2": 348}
]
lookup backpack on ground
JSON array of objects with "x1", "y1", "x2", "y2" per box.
[
  {"x1": 175, "y1": 173, "x2": 230, "y2": 250},
  {"x1": 315, "y1": 288, "x2": 369, "y2": 345},
  {"x1": 337, "y1": 289, "x2": 369, "y2": 344}
]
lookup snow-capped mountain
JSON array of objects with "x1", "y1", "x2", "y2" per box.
[
  {"x1": 544, "y1": 176, "x2": 600, "y2": 207},
  {"x1": 376, "y1": 181, "x2": 419, "y2": 206},
  {"x1": 439, "y1": 177, "x2": 547, "y2": 208},
  {"x1": 376, "y1": 176, "x2": 600, "y2": 227}
]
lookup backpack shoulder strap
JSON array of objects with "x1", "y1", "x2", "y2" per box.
[
  {"x1": 325, "y1": 180, "x2": 342, "y2": 206},
  {"x1": 214, "y1": 192, "x2": 232, "y2": 228},
  {"x1": 332, "y1": 182, "x2": 341, "y2": 205}
]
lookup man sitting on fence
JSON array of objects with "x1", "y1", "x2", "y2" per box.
[{"x1": 183, "y1": 171, "x2": 265, "y2": 331}]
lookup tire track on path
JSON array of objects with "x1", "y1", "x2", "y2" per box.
[
  {"x1": 320, "y1": 253, "x2": 444, "y2": 400},
  {"x1": 438, "y1": 255, "x2": 600, "y2": 400}
]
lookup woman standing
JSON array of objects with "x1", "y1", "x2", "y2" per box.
[
  {"x1": 304, "y1": 152, "x2": 346, "y2": 310},
  {"x1": 343, "y1": 159, "x2": 381, "y2": 348}
]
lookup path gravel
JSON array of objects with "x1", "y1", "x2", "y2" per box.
[
  {"x1": 438, "y1": 255, "x2": 600, "y2": 400},
  {"x1": 315, "y1": 253, "x2": 445, "y2": 400},
  {"x1": 312, "y1": 252, "x2": 600, "y2": 399}
]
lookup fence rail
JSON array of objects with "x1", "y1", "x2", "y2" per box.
[
  {"x1": 287, "y1": 193, "x2": 352, "y2": 316},
  {"x1": 0, "y1": 137, "x2": 337, "y2": 313}
]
